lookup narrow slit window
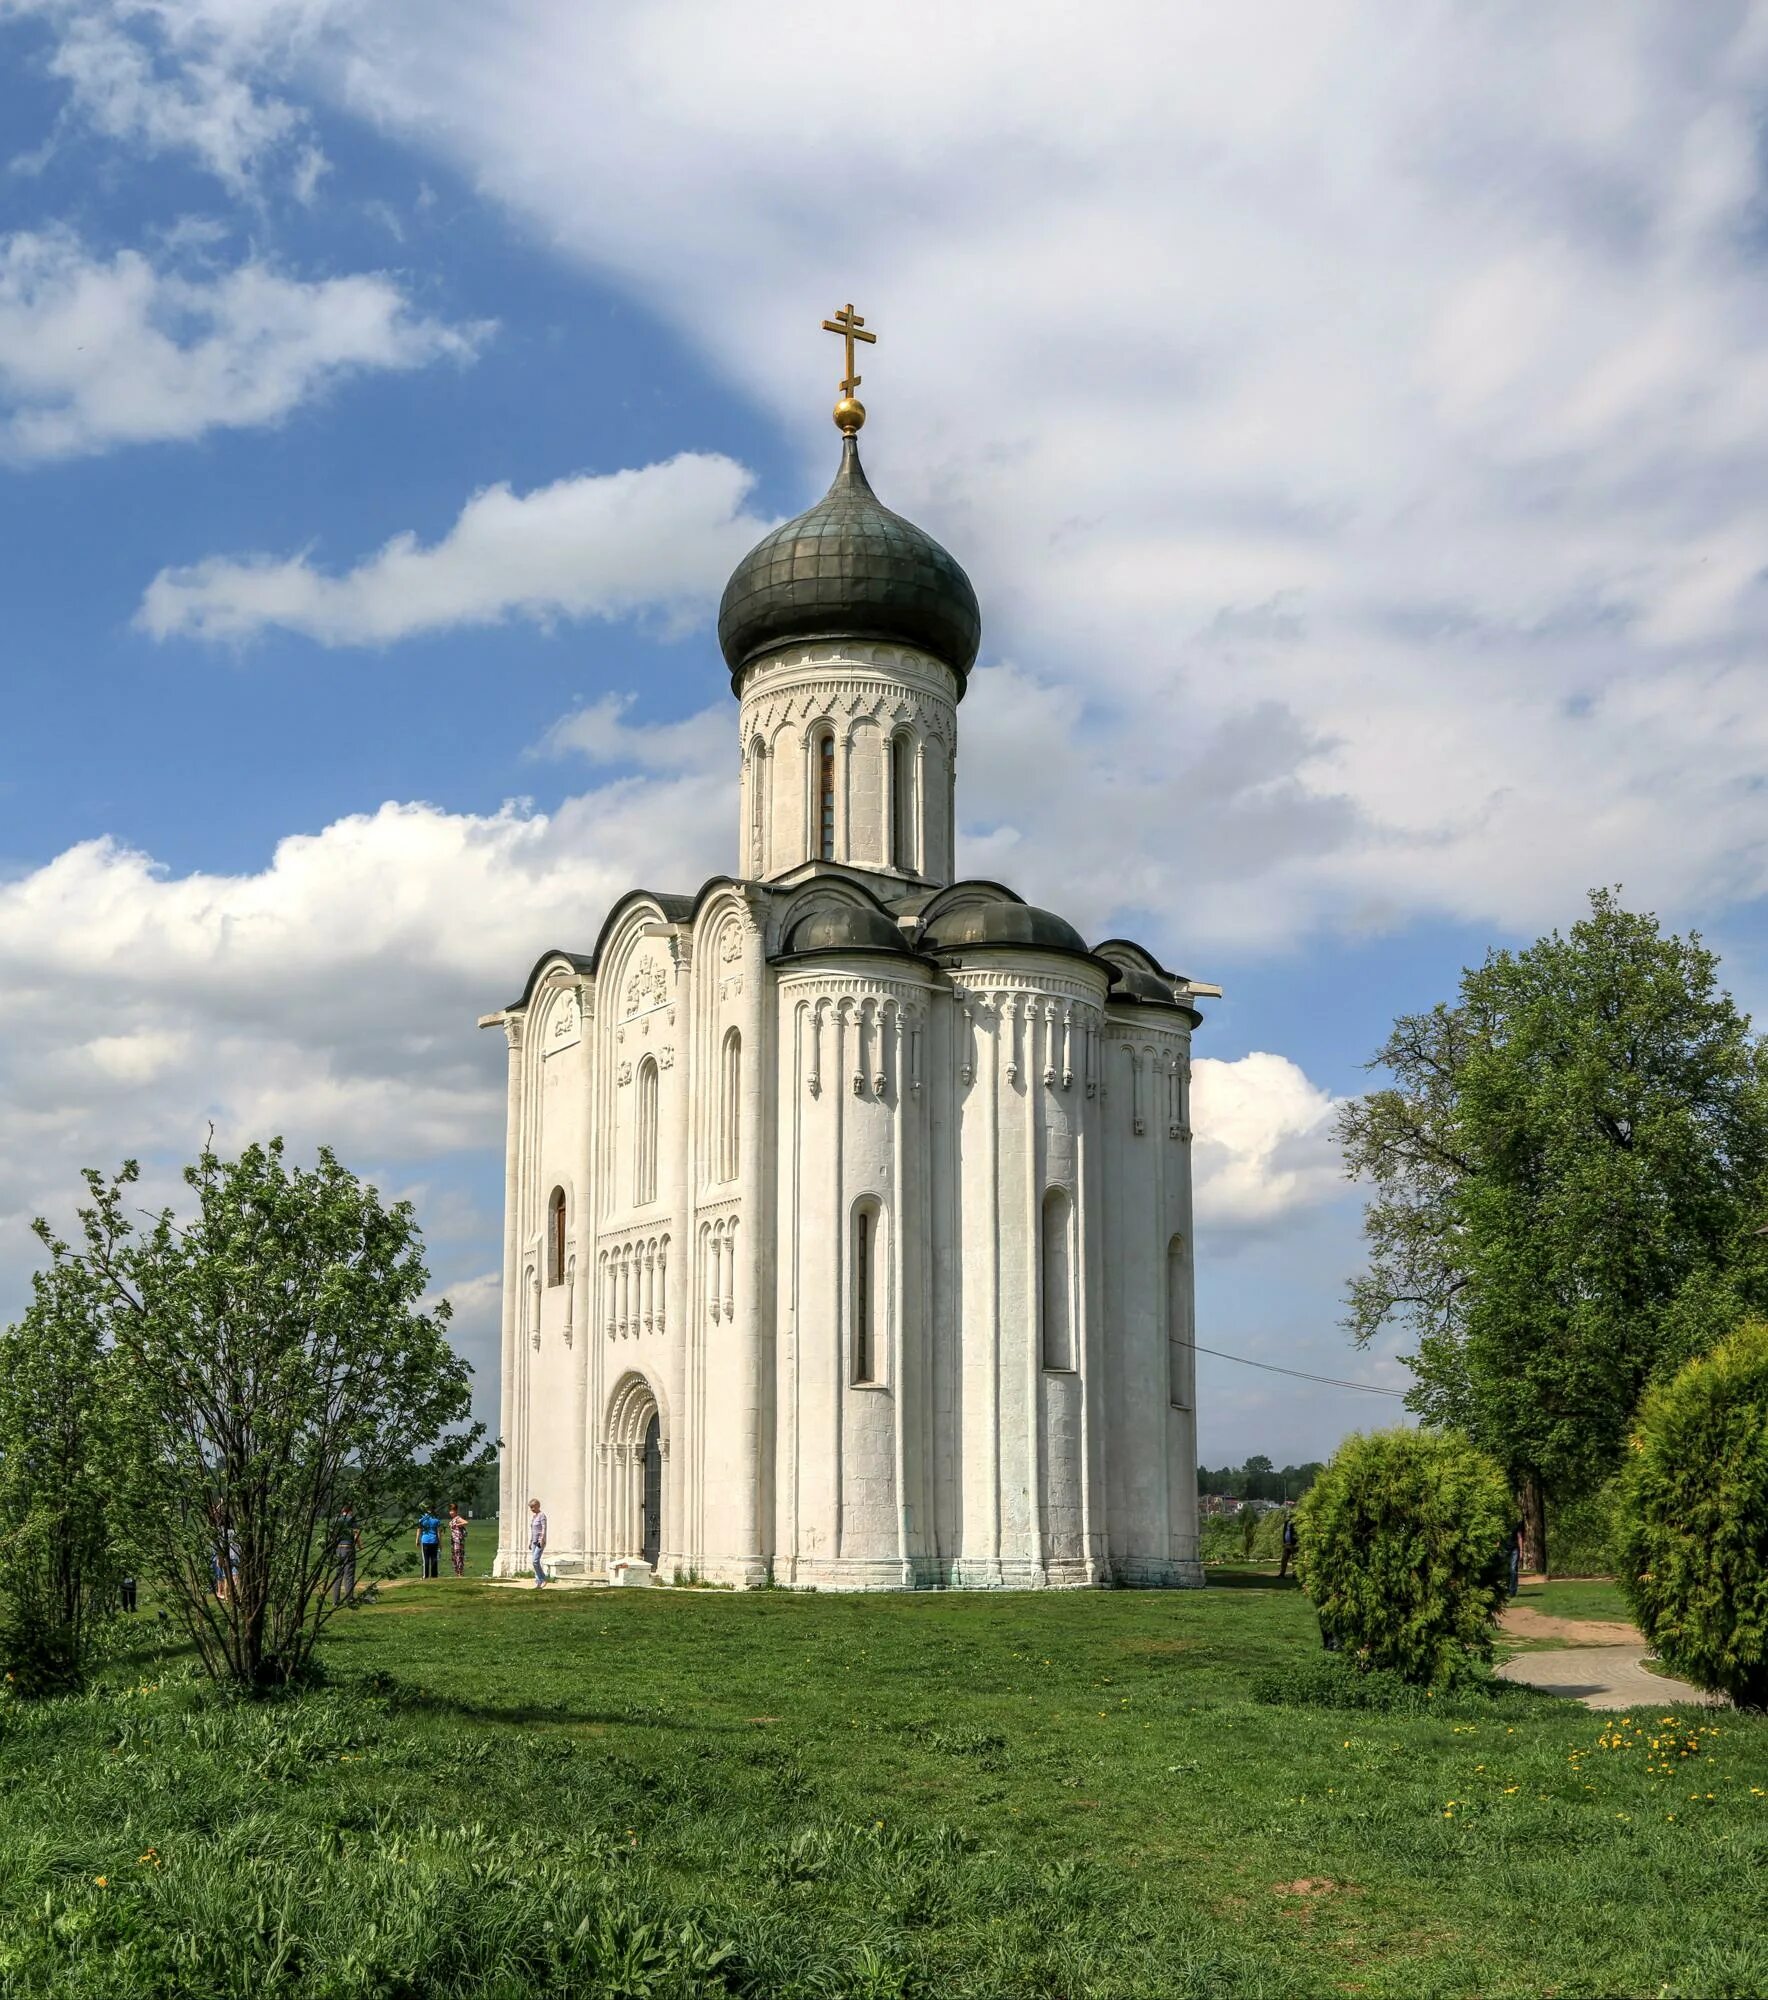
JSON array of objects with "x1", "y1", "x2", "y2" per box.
[
  {"x1": 635, "y1": 1058, "x2": 659, "y2": 1206},
  {"x1": 719, "y1": 1028, "x2": 741, "y2": 1182},
  {"x1": 547, "y1": 1186, "x2": 567, "y2": 1286},
  {"x1": 891, "y1": 733, "x2": 916, "y2": 873},
  {"x1": 1041, "y1": 1187, "x2": 1074, "y2": 1370},
  {"x1": 852, "y1": 1200, "x2": 882, "y2": 1383},
  {"x1": 1167, "y1": 1234, "x2": 1191, "y2": 1408},
  {"x1": 817, "y1": 733, "x2": 836, "y2": 860},
  {"x1": 749, "y1": 743, "x2": 767, "y2": 873}
]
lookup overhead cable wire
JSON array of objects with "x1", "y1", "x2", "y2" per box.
[{"x1": 1181, "y1": 1339, "x2": 1409, "y2": 1398}]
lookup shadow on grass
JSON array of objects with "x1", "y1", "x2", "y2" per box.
[
  {"x1": 397, "y1": 1687, "x2": 738, "y2": 1735},
  {"x1": 1205, "y1": 1569, "x2": 1303, "y2": 1592}
]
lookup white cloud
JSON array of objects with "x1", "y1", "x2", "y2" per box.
[
  {"x1": 9, "y1": 0, "x2": 333, "y2": 195},
  {"x1": 1191, "y1": 1053, "x2": 1345, "y2": 1231},
  {"x1": 0, "y1": 228, "x2": 483, "y2": 460},
  {"x1": 284, "y1": 1, "x2": 1768, "y2": 954},
  {"x1": 540, "y1": 693, "x2": 729, "y2": 775},
  {"x1": 25, "y1": 4, "x2": 1768, "y2": 944},
  {"x1": 0, "y1": 770, "x2": 736, "y2": 1414},
  {"x1": 139, "y1": 454, "x2": 772, "y2": 644}
]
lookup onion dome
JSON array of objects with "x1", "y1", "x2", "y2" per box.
[
  {"x1": 920, "y1": 900, "x2": 1089, "y2": 958},
  {"x1": 717, "y1": 437, "x2": 982, "y2": 689},
  {"x1": 781, "y1": 903, "x2": 913, "y2": 957}
]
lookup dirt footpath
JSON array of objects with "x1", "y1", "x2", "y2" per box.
[{"x1": 1498, "y1": 1604, "x2": 1642, "y2": 1646}]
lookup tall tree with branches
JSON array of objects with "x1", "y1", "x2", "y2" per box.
[
  {"x1": 1339, "y1": 889, "x2": 1768, "y2": 1571},
  {"x1": 38, "y1": 1138, "x2": 487, "y2": 1689},
  {"x1": 0, "y1": 1259, "x2": 126, "y2": 1692}
]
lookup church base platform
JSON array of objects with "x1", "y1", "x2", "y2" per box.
[{"x1": 494, "y1": 1549, "x2": 1206, "y2": 1591}]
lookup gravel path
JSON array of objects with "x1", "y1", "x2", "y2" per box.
[{"x1": 1495, "y1": 1644, "x2": 1717, "y2": 1710}]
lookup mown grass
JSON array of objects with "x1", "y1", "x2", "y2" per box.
[{"x1": 2, "y1": 1572, "x2": 1765, "y2": 1998}]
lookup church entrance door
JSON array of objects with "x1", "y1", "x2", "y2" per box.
[{"x1": 641, "y1": 1414, "x2": 662, "y2": 1566}]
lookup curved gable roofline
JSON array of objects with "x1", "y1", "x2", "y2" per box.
[
  {"x1": 505, "y1": 880, "x2": 770, "y2": 1013},
  {"x1": 910, "y1": 878, "x2": 1028, "y2": 926},
  {"x1": 585, "y1": 888, "x2": 698, "y2": 974},
  {"x1": 504, "y1": 950, "x2": 597, "y2": 1015},
  {"x1": 1093, "y1": 937, "x2": 1187, "y2": 983}
]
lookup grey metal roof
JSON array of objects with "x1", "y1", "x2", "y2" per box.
[{"x1": 717, "y1": 437, "x2": 982, "y2": 687}]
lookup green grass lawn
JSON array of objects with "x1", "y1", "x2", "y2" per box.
[{"x1": 2, "y1": 1573, "x2": 1765, "y2": 1998}]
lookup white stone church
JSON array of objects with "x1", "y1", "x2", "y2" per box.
[{"x1": 483, "y1": 342, "x2": 1211, "y2": 1589}]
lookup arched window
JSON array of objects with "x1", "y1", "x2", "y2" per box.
[
  {"x1": 719, "y1": 1028, "x2": 741, "y2": 1182},
  {"x1": 852, "y1": 1198, "x2": 883, "y2": 1383},
  {"x1": 1167, "y1": 1234, "x2": 1191, "y2": 1408},
  {"x1": 815, "y1": 731, "x2": 836, "y2": 861},
  {"x1": 547, "y1": 1186, "x2": 567, "y2": 1287},
  {"x1": 890, "y1": 732, "x2": 916, "y2": 873},
  {"x1": 1041, "y1": 1187, "x2": 1074, "y2": 1370},
  {"x1": 749, "y1": 741, "x2": 767, "y2": 874},
  {"x1": 634, "y1": 1058, "x2": 659, "y2": 1206}
]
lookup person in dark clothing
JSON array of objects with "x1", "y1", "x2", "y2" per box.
[
  {"x1": 1506, "y1": 1520, "x2": 1525, "y2": 1598},
  {"x1": 1278, "y1": 1511, "x2": 1298, "y2": 1579},
  {"x1": 416, "y1": 1508, "x2": 442, "y2": 1579},
  {"x1": 119, "y1": 1576, "x2": 137, "y2": 1613},
  {"x1": 333, "y1": 1505, "x2": 360, "y2": 1605}
]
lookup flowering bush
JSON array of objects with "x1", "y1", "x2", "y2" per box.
[
  {"x1": 1294, "y1": 1428, "x2": 1511, "y2": 1684},
  {"x1": 1615, "y1": 1321, "x2": 1768, "y2": 1709}
]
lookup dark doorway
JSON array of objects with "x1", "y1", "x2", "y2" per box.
[{"x1": 641, "y1": 1413, "x2": 662, "y2": 1567}]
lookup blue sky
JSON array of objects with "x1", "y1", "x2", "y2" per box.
[{"x1": 4, "y1": 3, "x2": 1767, "y2": 1465}]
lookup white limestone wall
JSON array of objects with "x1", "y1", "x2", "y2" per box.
[
  {"x1": 946, "y1": 956, "x2": 1111, "y2": 1586},
  {"x1": 772, "y1": 962, "x2": 934, "y2": 1586},
  {"x1": 493, "y1": 912, "x2": 1202, "y2": 1592},
  {"x1": 686, "y1": 892, "x2": 772, "y2": 1585},
  {"x1": 738, "y1": 643, "x2": 959, "y2": 885},
  {"x1": 494, "y1": 966, "x2": 596, "y2": 1576},
  {"x1": 1099, "y1": 1007, "x2": 1202, "y2": 1586}
]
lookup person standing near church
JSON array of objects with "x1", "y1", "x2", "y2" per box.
[
  {"x1": 447, "y1": 1502, "x2": 469, "y2": 1578},
  {"x1": 416, "y1": 1507, "x2": 441, "y2": 1580},
  {"x1": 333, "y1": 1504, "x2": 359, "y2": 1605},
  {"x1": 528, "y1": 1497, "x2": 548, "y2": 1588}
]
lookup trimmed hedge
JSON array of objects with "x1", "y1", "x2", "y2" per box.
[
  {"x1": 1616, "y1": 1321, "x2": 1768, "y2": 1708},
  {"x1": 1294, "y1": 1428, "x2": 1511, "y2": 1684}
]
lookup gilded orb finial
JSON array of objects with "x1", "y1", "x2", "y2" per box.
[{"x1": 821, "y1": 302, "x2": 877, "y2": 434}]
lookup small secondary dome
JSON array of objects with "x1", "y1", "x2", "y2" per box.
[
  {"x1": 717, "y1": 437, "x2": 982, "y2": 686},
  {"x1": 919, "y1": 900, "x2": 1089, "y2": 958},
  {"x1": 781, "y1": 903, "x2": 912, "y2": 957}
]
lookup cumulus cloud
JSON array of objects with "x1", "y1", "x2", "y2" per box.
[
  {"x1": 279, "y1": 1, "x2": 1768, "y2": 953},
  {"x1": 0, "y1": 768, "x2": 736, "y2": 1412},
  {"x1": 139, "y1": 454, "x2": 772, "y2": 644},
  {"x1": 1190, "y1": 1053, "x2": 1346, "y2": 1232},
  {"x1": 9, "y1": 0, "x2": 331, "y2": 195},
  {"x1": 23, "y1": 5, "x2": 1768, "y2": 943},
  {"x1": 0, "y1": 228, "x2": 483, "y2": 460}
]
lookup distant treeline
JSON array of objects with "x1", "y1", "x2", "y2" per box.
[{"x1": 1196, "y1": 1455, "x2": 1325, "y2": 1503}]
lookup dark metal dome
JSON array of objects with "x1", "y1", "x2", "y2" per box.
[
  {"x1": 781, "y1": 903, "x2": 912, "y2": 958},
  {"x1": 919, "y1": 900, "x2": 1089, "y2": 959},
  {"x1": 717, "y1": 437, "x2": 981, "y2": 688}
]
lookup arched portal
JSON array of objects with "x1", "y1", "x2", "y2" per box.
[
  {"x1": 604, "y1": 1371, "x2": 664, "y2": 1571},
  {"x1": 641, "y1": 1414, "x2": 661, "y2": 1566}
]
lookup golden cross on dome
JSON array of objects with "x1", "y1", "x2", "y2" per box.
[{"x1": 821, "y1": 302, "x2": 877, "y2": 434}]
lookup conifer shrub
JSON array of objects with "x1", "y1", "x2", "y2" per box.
[
  {"x1": 1615, "y1": 1321, "x2": 1768, "y2": 1708},
  {"x1": 1293, "y1": 1428, "x2": 1511, "y2": 1683}
]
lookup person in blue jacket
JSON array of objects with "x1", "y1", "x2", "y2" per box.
[{"x1": 416, "y1": 1507, "x2": 442, "y2": 1580}]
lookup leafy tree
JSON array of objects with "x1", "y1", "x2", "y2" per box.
[
  {"x1": 1615, "y1": 1321, "x2": 1768, "y2": 1708},
  {"x1": 1294, "y1": 1428, "x2": 1510, "y2": 1683},
  {"x1": 1339, "y1": 889, "x2": 1768, "y2": 1569},
  {"x1": 38, "y1": 1138, "x2": 488, "y2": 1689},
  {"x1": 0, "y1": 1260, "x2": 126, "y2": 1693}
]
